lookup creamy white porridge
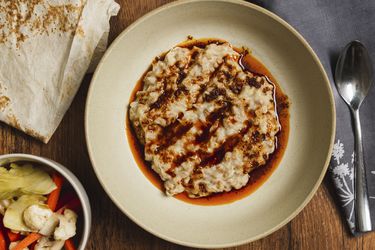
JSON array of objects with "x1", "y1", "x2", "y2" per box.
[{"x1": 129, "y1": 41, "x2": 280, "y2": 198}]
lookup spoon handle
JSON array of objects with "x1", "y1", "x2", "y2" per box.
[{"x1": 352, "y1": 108, "x2": 372, "y2": 232}]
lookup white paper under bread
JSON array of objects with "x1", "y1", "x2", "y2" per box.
[{"x1": 0, "y1": 0, "x2": 119, "y2": 143}]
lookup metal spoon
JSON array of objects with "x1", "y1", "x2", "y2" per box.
[{"x1": 335, "y1": 40, "x2": 373, "y2": 232}]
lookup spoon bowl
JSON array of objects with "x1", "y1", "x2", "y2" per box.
[{"x1": 335, "y1": 40, "x2": 373, "y2": 110}]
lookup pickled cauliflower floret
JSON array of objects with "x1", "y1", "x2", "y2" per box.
[
  {"x1": 4, "y1": 195, "x2": 46, "y2": 232},
  {"x1": 0, "y1": 199, "x2": 12, "y2": 215},
  {"x1": 23, "y1": 204, "x2": 53, "y2": 231},
  {"x1": 39, "y1": 214, "x2": 59, "y2": 236},
  {"x1": 9, "y1": 241, "x2": 29, "y2": 250},
  {"x1": 54, "y1": 209, "x2": 77, "y2": 241},
  {"x1": 34, "y1": 237, "x2": 64, "y2": 250}
]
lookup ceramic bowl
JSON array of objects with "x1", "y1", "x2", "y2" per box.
[{"x1": 85, "y1": 0, "x2": 335, "y2": 247}]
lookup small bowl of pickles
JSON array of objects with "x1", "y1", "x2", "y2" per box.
[{"x1": 0, "y1": 154, "x2": 91, "y2": 250}]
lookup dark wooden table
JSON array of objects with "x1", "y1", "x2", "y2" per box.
[{"x1": 1, "y1": 1, "x2": 375, "y2": 249}]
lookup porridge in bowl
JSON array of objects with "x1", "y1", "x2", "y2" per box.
[{"x1": 128, "y1": 39, "x2": 289, "y2": 202}]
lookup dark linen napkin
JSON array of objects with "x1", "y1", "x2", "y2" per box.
[{"x1": 250, "y1": 0, "x2": 375, "y2": 233}]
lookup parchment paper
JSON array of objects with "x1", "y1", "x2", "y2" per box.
[{"x1": 0, "y1": 0, "x2": 120, "y2": 143}]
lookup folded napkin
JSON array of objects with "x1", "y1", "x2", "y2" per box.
[
  {"x1": 0, "y1": 0, "x2": 120, "y2": 143},
  {"x1": 252, "y1": 0, "x2": 375, "y2": 233}
]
